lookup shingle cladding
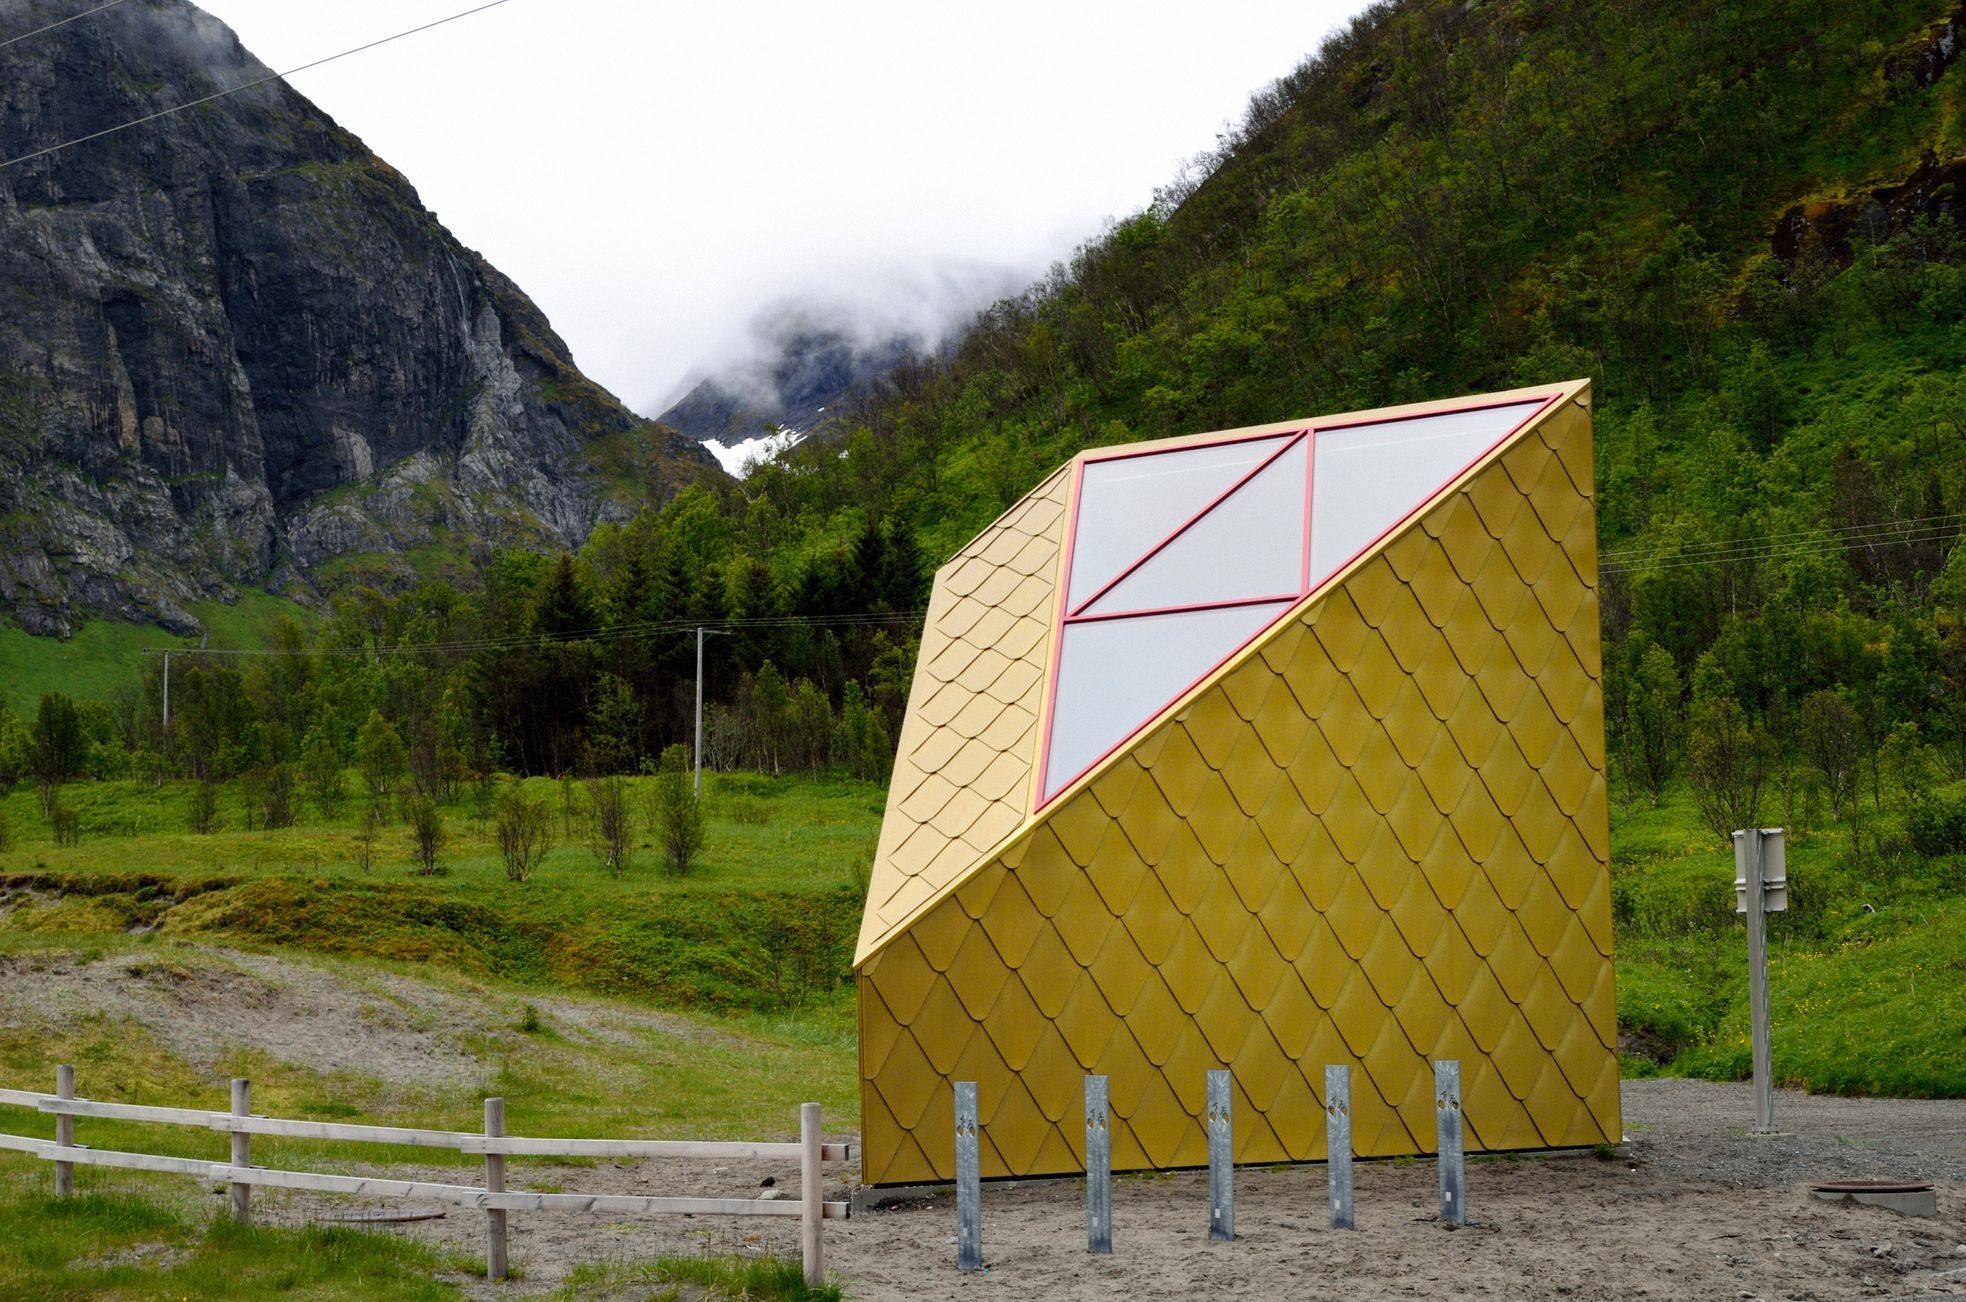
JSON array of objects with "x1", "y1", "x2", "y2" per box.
[{"x1": 855, "y1": 384, "x2": 1616, "y2": 1186}]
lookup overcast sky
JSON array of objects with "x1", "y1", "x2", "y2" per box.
[{"x1": 189, "y1": 0, "x2": 1364, "y2": 414}]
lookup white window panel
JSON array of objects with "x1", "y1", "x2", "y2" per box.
[
  {"x1": 1067, "y1": 436, "x2": 1291, "y2": 610},
  {"x1": 1083, "y1": 436, "x2": 1308, "y2": 616},
  {"x1": 1043, "y1": 601, "x2": 1292, "y2": 800},
  {"x1": 1308, "y1": 400, "x2": 1544, "y2": 590}
]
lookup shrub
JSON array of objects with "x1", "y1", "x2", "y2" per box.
[
  {"x1": 0, "y1": 806, "x2": 11, "y2": 853},
  {"x1": 727, "y1": 798, "x2": 768, "y2": 826},
  {"x1": 353, "y1": 802, "x2": 380, "y2": 872},
  {"x1": 403, "y1": 794, "x2": 445, "y2": 875},
  {"x1": 583, "y1": 776, "x2": 633, "y2": 877},
  {"x1": 300, "y1": 731, "x2": 346, "y2": 818},
  {"x1": 494, "y1": 783, "x2": 553, "y2": 883},
  {"x1": 49, "y1": 798, "x2": 80, "y2": 848},
  {"x1": 188, "y1": 779, "x2": 221, "y2": 834},
  {"x1": 358, "y1": 711, "x2": 406, "y2": 806},
  {"x1": 1907, "y1": 791, "x2": 1966, "y2": 859},
  {"x1": 649, "y1": 745, "x2": 703, "y2": 877},
  {"x1": 262, "y1": 762, "x2": 297, "y2": 830}
]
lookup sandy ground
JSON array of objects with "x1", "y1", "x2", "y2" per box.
[{"x1": 249, "y1": 1079, "x2": 1963, "y2": 1301}]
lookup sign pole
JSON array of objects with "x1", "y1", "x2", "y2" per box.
[{"x1": 1732, "y1": 827, "x2": 1786, "y2": 1135}]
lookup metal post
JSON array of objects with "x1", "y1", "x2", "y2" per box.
[
  {"x1": 53, "y1": 1064, "x2": 73, "y2": 1197},
  {"x1": 954, "y1": 1081, "x2": 981, "y2": 1272},
  {"x1": 1435, "y1": 1060, "x2": 1465, "y2": 1226},
  {"x1": 1734, "y1": 827, "x2": 1782, "y2": 1134},
  {"x1": 1085, "y1": 1075, "x2": 1111, "y2": 1254},
  {"x1": 1207, "y1": 1069, "x2": 1233, "y2": 1242},
  {"x1": 800, "y1": 1102, "x2": 824, "y2": 1287},
  {"x1": 703, "y1": 629, "x2": 711, "y2": 802},
  {"x1": 484, "y1": 1097, "x2": 507, "y2": 1281},
  {"x1": 229, "y1": 1078, "x2": 251, "y2": 1225},
  {"x1": 1325, "y1": 1064, "x2": 1354, "y2": 1230}
]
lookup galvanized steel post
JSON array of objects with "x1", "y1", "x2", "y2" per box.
[
  {"x1": 954, "y1": 1081, "x2": 982, "y2": 1272},
  {"x1": 1733, "y1": 827, "x2": 1786, "y2": 1135},
  {"x1": 1206, "y1": 1069, "x2": 1233, "y2": 1242},
  {"x1": 1085, "y1": 1075, "x2": 1111, "y2": 1254},
  {"x1": 1435, "y1": 1060, "x2": 1464, "y2": 1226},
  {"x1": 1325, "y1": 1064, "x2": 1354, "y2": 1230}
]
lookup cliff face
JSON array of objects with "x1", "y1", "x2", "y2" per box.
[{"x1": 0, "y1": 0, "x2": 711, "y2": 636}]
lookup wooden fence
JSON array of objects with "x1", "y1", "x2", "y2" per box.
[{"x1": 0, "y1": 1066, "x2": 849, "y2": 1284}]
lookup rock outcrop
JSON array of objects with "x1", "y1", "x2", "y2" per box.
[{"x1": 0, "y1": 0, "x2": 712, "y2": 635}]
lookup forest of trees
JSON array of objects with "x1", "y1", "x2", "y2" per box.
[{"x1": 5, "y1": 0, "x2": 1966, "y2": 860}]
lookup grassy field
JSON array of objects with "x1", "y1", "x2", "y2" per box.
[
  {"x1": 0, "y1": 589, "x2": 313, "y2": 718},
  {"x1": 0, "y1": 761, "x2": 1961, "y2": 1295}
]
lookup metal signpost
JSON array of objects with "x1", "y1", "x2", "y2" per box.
[
  {"x1": 954, "y1": 1082, "x2": 982, "y2": 1272},
  {"x1": 1206, "y1": 1069, "x2": 1234, "y2": 1242},
  {"x1": 1434, "y1": 1060, "x2": 1464, "y2": 1226},
  {"x1": 1084, "y1": 1075, "x2": 1111, "y2": 1254},
  {"x1": 1732, "y1": 827, "x2": 1787, "y2": 1135},
  {"x1": 1325, "y1": 1064, "x2": 1354, "y2": 1230}
]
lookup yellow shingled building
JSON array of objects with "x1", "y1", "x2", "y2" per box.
[{"x1": 855, "y1": 380, "x2": 1617, "y2": 1186}]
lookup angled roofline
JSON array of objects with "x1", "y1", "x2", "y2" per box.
[{"x1": 857, "y1": 378, "x2": 1592, "y2": 968}]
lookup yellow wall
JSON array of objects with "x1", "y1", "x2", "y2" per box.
[{"x1": 857, "y1": 395, "x2": 1616, "y2": 1186}]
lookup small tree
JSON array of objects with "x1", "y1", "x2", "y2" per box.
[
  {"x1": 30, "y1": 692, "x2": 86, "y2": 806},
  {"x1": 187, "y1": 779, "x2": 221, "y2": 834},
  {"x1": 1799, "y1": 689, "x2": 1861, "y2": 820},
  {"x1": 48, "y1": 796, "x2": 80, "y2": 848},
  {"x1": 300, "y1": 730, "x2": 346, "y2": 817},
  {"x1": 649, "y1": 743, "x2": 704, "y2": 877},
  {"x1": 357, "y1": 710, "x2": 406, "y2": 810},
  {"x1": 262, "y1": 762, "x2": 297, "y2": 830},
  {"x1": 403, "y1": 793, "x2": 445, "y2": 875},
  {"x1": 1687, "y1": 691, "x2": 1767, "y2": 843},
  {"x1": 353, "y1": 802, "x2": 380, "y2": 872},
  {"x1": 1623, "y1": 643, "x2": 1682, "y2": 806},
  {"x1": 583, "y1": 775, "x2": 633, "y2": 877},
  {"x1": 494, "y1": 783, "x2": 553, "y2": 883}
]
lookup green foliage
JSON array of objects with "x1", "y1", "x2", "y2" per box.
[
  {"x1": 1623, "y1": 643, "x2": 1682, "y2": 806},
  {"x1": 1906, "y1": 789, "x2": 1966, "y2": 858},
  {"x1": 650, "y1": 743, "x2": 704, "y2": 877},
  {"x1": 582, "y1": 774, "x2": 633, "y2": 877},
  {"x1": 402, "y1": 793, "x2": 444, "y2": 875},
  {"x1": 30, "y1": 692, "x2": 84, "y2": 788},
  {"x1": 187, "y1": 778, "x2": 220, "y2": 835},
  {"x1": 357, "y1": 709, "x2": 405, "y2": 808},
  {"x1": 493, "y1": 781, "x2": 552, "y2": 883},
  {"x1": 556, "y1": 1253, "x2": 842, "y2": 1301}
]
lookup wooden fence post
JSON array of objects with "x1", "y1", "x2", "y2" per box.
[
  {"x1": 484, "y1": 1097, "x2": 507, "y2": 1281},
  {"x1": 800, "y1": 1102, "x2": 823, "y2": 1287},
  {"x1": 229, "y1": 1078, "x2": 251, "y2": 1225},
  {"x1": 54, "y1": 1064, "x2": 74, "y2": 1197}
]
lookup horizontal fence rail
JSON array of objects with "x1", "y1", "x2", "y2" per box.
[{"x1": 0, "y1": 1070, "x2": 849, "y2": 1285}]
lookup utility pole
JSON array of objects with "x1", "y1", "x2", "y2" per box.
[
  {"x1": 161, "y1": 650, "x2": 171, "y2": 730},
  {"x1": 1732, "y1": 827, "x2": 1787, "y2": 1135},
  {"x1": 693, "y1": 627, "x2": 726, "y2": 798}
]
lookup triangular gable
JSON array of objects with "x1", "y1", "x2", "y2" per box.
[{"x1": 855, "y1": 382, "x2": 1585, "y2": 967}]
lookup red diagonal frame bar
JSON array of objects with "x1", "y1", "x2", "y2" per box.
[{"x1": 1067, "y1": 431, "x2": 1309, "y2": 618}]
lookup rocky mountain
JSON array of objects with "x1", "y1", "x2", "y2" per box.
[
  {"x1": 657, "y1": 313, "x2": 917, "y2": 472},
  {"x1": 0, "y1": 0, "x2": 714, "y2": 637}
]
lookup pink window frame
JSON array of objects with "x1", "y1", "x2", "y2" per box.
[{"x1": 1032, "y1": 392, "x2": 1563, "y2": 811}]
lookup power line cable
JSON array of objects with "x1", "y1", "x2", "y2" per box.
[
  {"x1": 1600, "y1": 522, "x2": 1962, "y2": 577},
  {"x1": 1, "y1": 0, "x2": 517, "y2": 171},
  {"x1": 141, "y1": 608, "x2": 930, "y2": 658},
  {"x1": 1599, "y1": 512, "x2": 1966, "y2": 566},
  {"x1": 0, "y1": 0, "x2": 128, "y2": 49}
]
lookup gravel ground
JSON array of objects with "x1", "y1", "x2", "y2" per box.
[{"x1": 260, "y1": 1079, "x2": 1966, "y2": 1299}]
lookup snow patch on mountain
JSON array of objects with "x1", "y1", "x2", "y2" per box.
[{"x1": 704, "y1": 427, "x2": 806, "y2": 477}]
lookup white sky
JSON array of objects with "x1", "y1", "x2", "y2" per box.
[{"x1": 191, "y1": 0, "x2": 1364, "y2": 414}]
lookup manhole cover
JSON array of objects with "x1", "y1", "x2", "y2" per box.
[
  {"x1": 1808, "y1": 1180, "x2": 1933, "y2": 1194},
  {"x1": 317, "y1": 1207, "x2": 448, "y2": 1224}
]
